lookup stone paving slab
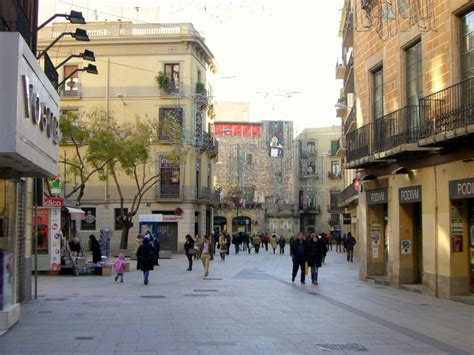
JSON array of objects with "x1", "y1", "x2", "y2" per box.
[{"x1": 0, "y1": 249, "x2": 473, "y2": 354}]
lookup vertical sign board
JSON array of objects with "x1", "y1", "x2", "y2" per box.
[
  {"x1": 367, "y1": 188, "x2": 387, "y2": 260},
  {"x1": 449, "y1": 178, "x2": 474, "y2": 252},
  {"x1": 370, "y1": 221, "x2": 381, "y2": 259},
  {"x1": 49, "y1": 208, "x2": 61, "y2": 271}
]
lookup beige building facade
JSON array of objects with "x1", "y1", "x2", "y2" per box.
[
  {"x1": 337, "y1": 0, "x2": 473, "y2": 299},
  {"x1": 296, "y1": 127, "x2": 344, "y2": 235},
  {"x1": 38, "y1": 21, "x2": 219, "y2": 253}
]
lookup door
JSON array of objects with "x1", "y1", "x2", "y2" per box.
[
  {"x1": 156, "y1": 223, "x2": 178, "y2": 252},
  {"x1": 469, "y1": 199, "x2": 474, "y2": 293},
  {"x1": 412, "y1": 202, "x2": 423, "y2": 283}
]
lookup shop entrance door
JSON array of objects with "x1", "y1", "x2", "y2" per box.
[
  {"x1": 412, "y1": 202, "x2": 423, "y2": 284},
  {"x1": 156, "y1": 222, "x2": 178, "y2": 252},
  {"x1": 469, "y1": 199, "x2": 474, "y2": 293}
]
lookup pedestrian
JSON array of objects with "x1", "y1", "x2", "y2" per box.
[
  {"x1": 248, "y1": 234, "x2": 254, "y2": 254},
  {"x1": 184, "y1": 234, "x2": 195, "y2": 271},
  {"x1": 113, "y1": 253, "x2": 127, "y2": 282},
  {"x1": 342, "y1": 233, "x2": 347, "y2": 253},
  {"x1": 144, "y1": 229, "x2": 153, "y2": 241},
  {"x1": 195, "y1": 235, "x2": 203, "y2": 260},
  {"x1": 199, "y1": 234, "x2": 215, "y2": 277},
  {"x1": 219, "y1": 233, "x2": 227, "y2": 260},
  {"x1": 335, "y1": 233, "x2": 342, "y2": 253},
  {"x1": 346, "y1": 232, "x2": 356, "y2": 262},
  {"x1": 225, "y1": 232, "x2": 231, "y2": 255},
  {"x1": 89, "y1": 235, "x2": 101, "y2": 264},
  {"x1": 136, "y1": 238, "x2": 155, "y2": 285},
  {"x1": 263, "y1": 233, "x2": 269, "y2": 251},
  {"x1": 270, "y1": 233, "x2": 278, "y2": 254},
  {"x1": 153, "y1": 234, "x2": 160, "y2": 266},
  {"x1": 308, "y1": 234, "x2": 324, "y2": 285},
  {"x1": 134, "y1": 234, "x2": 143, "y2": 255},
  {"x1": 290, "y1": 232, "x2": 308, "y2": 284},
  {"x1": 320, "y1": 233, "x2": 328, "y2": 263},
  {"x1": 253, "y1": 234, "x2": 261, "y2": 253},
  {"x1": 277, "y1": 236, "x2": 286, "y2": 254},
  {"x1": 233, "y1": 233, "x2": 240, "y2": 254}
]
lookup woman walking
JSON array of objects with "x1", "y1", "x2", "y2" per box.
[
  {"x1": 184, "y1": 234, "x2": 195, "y2": 271},
  {"x1": 270, "y1": 233, "x2": 278, "y2": 254},
  {"x1": 136, "y1": 238, "x2": 155, "y2": 285},
  {"x1": 199, "y1": 235, "x2": 215, "y2": 277},
  {"x1": 219, "y1": 233, "x2": 227, "y2": 260}
]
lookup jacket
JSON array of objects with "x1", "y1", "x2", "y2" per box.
[
  {"x1": 346, "y1": 235, "x2": 356, "y2": 250},
  {"x1": 114, "y1": 254, "x2": 127, "y2": 273},
  {"x1": 290, "y1": 239, "x2": 308, "y2": 261},
  {"x1": 199, "y1": 240, "x2": 215, "y2": 255},
  {"x1": 270, "y1": 235, "x2": 278, "y2": 248},
  {"x1": 307, "y1": 239, "x2": 324, "y2": 268},
  {"x1": 136, "y1": 243, "x2": 155, "y2": 271},
  {"x1": 184, "y1": 238, "x2": 195, "y2": 254}
]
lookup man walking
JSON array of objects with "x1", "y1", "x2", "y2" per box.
[
  {"x1": 346, "y1": 232, "x2": 356, "y2": 262},
  {"x1": 290, "y1": 232, "x2": 308, "y2": 284},
  {"x1": 199, "y1": 235, "x2": 215, "y2": 277}
]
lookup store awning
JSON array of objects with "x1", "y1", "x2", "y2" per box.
[{"x1": 65, "y1": 207, "x2": 85, "y2": 220}]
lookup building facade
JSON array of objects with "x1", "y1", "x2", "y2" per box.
[
  {"x1": 296, "y1": 127, "x2": 344, "y2": 235},
  {"x1": 213, "y1": 120, "x2": 299, "y2": 237},
  {"x1": 338, "y1": 0, "x2": 473, "y2": 299},
  {"x1": 38, "y1": 21, "x2": 219, "y2": 253},
  {"x1": 0, "y1": 0, "x2": 61, "y2": 333}
]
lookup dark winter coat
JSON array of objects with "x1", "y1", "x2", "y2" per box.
[
  {"x1": 277, "y1": 237, "x2": 286, "y2": 247},
  {"x1": 89, "y1": 238, "x2": 101, "y2": 263},
  {"x1": 184, "y1": 238, "x2": 195, "y2": 254},
  {"x1": 290, "y1": 239, "x2": 309, "y2": 261},
  {"x1": 346, "y1": 235, "x2": 357, "y2": 250},
  {"x1": 307, "y1": 239, "x2": 324, "y2": 268},
  {"x1": 136, "y1": 242, "x2": 155, "y2": 271}
]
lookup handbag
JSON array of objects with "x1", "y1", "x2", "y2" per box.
[{"x1": 187, "y1": 248, "x2": 196, "y2": 255}]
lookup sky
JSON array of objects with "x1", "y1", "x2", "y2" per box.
[{"x1": 39, "y1": 0, "x2": 344, "y2": 134}]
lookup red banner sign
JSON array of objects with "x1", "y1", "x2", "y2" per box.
[{"x1": 43, "y1": 197, "x2": 64, "y2": 208}]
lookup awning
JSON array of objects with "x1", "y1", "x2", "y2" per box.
[{"x1": 65, "y1": 207, "x2": 85, "y2": 220}]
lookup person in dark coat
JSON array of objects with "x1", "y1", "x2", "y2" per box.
[
  {"x1": 277, "y1": 236, "x2": 286, "y2": 254},
  {"x1": 136, "y1": 238, "x2": 155, "y2": 285},
  {"x1": 184, "y1": 234, "x2": 195, "y2": 271},
  {"x1": 308, "y1": 233, "x2": 324, "y2": 285},
  {"x1": 225, "y1": 232, "x2": 231, "y2": 255},
  {"x1": 153, "y1": 234, "x2": 160, "y2": 266},
  {"x1": 290, "y1": 232, "x2": 309, "y2": 284},
  {"x1": 89, "y1": 235, "x2": 101, "y2": 263},
  {"x1": 346, "y1": 232, "x2": 357, "y2": 262}
]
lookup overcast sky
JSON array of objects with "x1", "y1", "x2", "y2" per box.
[{"x1": 40, "y1": 0, "x2": 344, "y2": 133}]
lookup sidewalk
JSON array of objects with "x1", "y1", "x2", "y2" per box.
[{"x1": 0, "y1": 248, "x2": 472, "y2": 354}]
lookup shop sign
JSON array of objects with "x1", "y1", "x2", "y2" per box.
[
  {"x1": 49, "y1": 208, "x2": 61, "y2": 271},
  {"x1": 163, "y1": 215, "x2": 179, "y2": 222},
  {"x1": 449, "y1": 178, "x2": 474, "y2": 200},
  {"x1": 43, "y1": 197, "x2": 64, "y2": 208},
  {"x1": 367, "y1": 188, "x2": 388, "y2": 205},
  {"x1": 343, "y1": 213, "x2": 351, "y2": 224},
  {"x1": 399, "y1": 185, "x2": 421, "y2": 204}
]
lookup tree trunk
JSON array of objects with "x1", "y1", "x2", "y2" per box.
[{"x1": 119, "y1": 218, "x2": 134, "y2": 250}]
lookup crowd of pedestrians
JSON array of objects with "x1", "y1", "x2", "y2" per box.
[{"x1": 132, "y1": 228, "x2": 356, "y2": 285}]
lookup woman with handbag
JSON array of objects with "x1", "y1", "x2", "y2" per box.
[
  {"x1": 218, "y1": 233, "x2": 227, "y2": 260},
  {"x1": 184, "y1": 234, "x2": 195, "y2": 271},
  {"x1": 136, "y1": 238, "x2": 155, "y2": 285}
]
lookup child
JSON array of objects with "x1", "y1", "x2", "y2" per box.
[{"x1": 113, "y1": 254, "x2": 127, "y2": 282}]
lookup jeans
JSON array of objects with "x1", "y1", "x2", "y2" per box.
[
  {"x1": 201, "y1": 253, "x2": 210, "y2": 276},
  {"x1": 186, "y1": 254, "x2": 193, "y2": 270},
  {"x1": 311, "y1": 266, "x2": 318, "y2": 282},
  {"x1": 292, "y1": 257, "x2": 305, "y2": 282},
  {"x1": 143, "y1": 270, "x2": 149, "y2": 284},
  {"x1": 279, "y1": 246, "x2": 284, "y2": 254},
  {"x1": 347, "y1": 248, "x2": 354, "y2": 261}
]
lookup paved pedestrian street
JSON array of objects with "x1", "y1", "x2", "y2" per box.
[{"x1": 0, "y1": 249, "x2": 472, "y2": 355}]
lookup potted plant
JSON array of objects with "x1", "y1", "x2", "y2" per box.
[
  {"x1": 155, "y1": 72, "x2": 172, "y2": 94},
  {"x1": 195, "y1": 82, "x2": 207, "y2": 96}
]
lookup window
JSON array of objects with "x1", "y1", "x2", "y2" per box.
[
  {"x1": 330, "y1": 191, "x2": 340, "y2": 212},
  {"x1": 406, "y1": 41, "x2": 423, "y2": 106},
  {"x1": 164, "y1": 63, "x2": 180, "y2": 92},
  {"x1": 195, "y1": 111, "x2": 203, "y2": 142},
  {"x1": 373, "y1": 67, "x2": 384, "y2": 120},
  {"x1": 197, "y1": 70, "x2": 202, "y2": 84},
  {"x1": 330, "y1": 139, "x2": 340, "y2": 156},
  {"x1": 307, "y1": 141, "x2": 316, "y2": 155},
  {"x1": 158, "y1": 108, "x2": 183, "y2": 141},
  {"x1": 331, "y1": 161, "x2": 341, "y2": 176},
  {"x1": 196, "y1": 159, "x2": 201, "y2": 192},
  {"x1": 307, "y1": 214, "x2": 316, "y2": 225},
  {"x1": 81, "y1": 207, "x2": 96, "y2": 230},
  {"x1": 63, "y1": 65, "x2": 79, "y2": 97},
  {"x1": 159, "y1": 157, "x2": 180, "y2": 198},
  {"x1": 114, "y1": 208, "x2": 128, "y2": 230},
  {"x1": 207, "y1": 163, "x2": 211, "y2": 188},
  {"x1": 460, "y1": 11, "x2": 473, "y2": 81},
  {"x1": 307, "y1": 162, "x2": 315, "y2": 175}
]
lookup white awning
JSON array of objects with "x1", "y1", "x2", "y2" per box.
[
  {"x1": 66, "y1": 207, "x2": 85, "y2": 214},
  {"x1": 66, "y1": 207, "x2": 85, "y2": 220}
]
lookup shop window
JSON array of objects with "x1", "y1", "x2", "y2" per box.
[
  {"x1": 114, "y1": 208, "x2": 128, "y2": 230},
  {"x1": 81, "y1": 207, "x2": 96, "y2": 231}
]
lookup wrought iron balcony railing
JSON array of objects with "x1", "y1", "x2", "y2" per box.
[
  {"x1": 328, "y1": 171, "x2": 342, "y2": 180},
  {"x1": 346, "y1": 123, "x2": 373, "y2": 162},
  {"x1": 339, "y1": 183, "x2": 357, "y2": 204},
  {"x1": 419, "y1": 77, "x2": 474, "y2": 137},
  {"x1": 344, "y1": 106, "x2": 356, "y2": 135},
  {"x1": 373, "y1": 105, "x2": 425, "y2": 153},
  {"x1": 155, "y1": 184, "x2": 181, "y2": 199}
]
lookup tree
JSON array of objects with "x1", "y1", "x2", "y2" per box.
[{"x1": 59, "y1": 110, "x2": 112, "y2": 206}]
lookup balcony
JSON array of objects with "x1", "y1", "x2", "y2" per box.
[
  {"x1": 203, "y1": 131, "x2": 218, "y2": 157},
  {"x1": 155, "y1": 184, "x2": 181, "y2": 200},
  {"x1": 419, "y1": 77, "x2": 474, "y2": 146},
  {"x1": 298, "y1": 170, "x2": 319, "y2": 180},
  {"x1": 266, "y1": 204, "x2": 300, "y2": 216},
  {"x1": 342, "y1": 10, "x2": 353, "y2": 49},
  {"x1": 343, "y1": 52, "x2": 354, "y2": 94},
  {"x1": 339, "y1": 183, "x2": 358, "y2": 207},
  {"x1": 344, "y1": 106, "x2": 356, "y2": 136},
  {"x1": 328, "y1": 171, "x2": 342, "y2": 180},
  {"x1": 335, "y1": 58, "x2": 346, "y2": 80},
  {"x1": 299, "y1": 204, "x2": 321, "y2": 214},
  {"x1": 336, "y1": 95, "x2": 348, "y2": 118},
  {"x1": 198, "y1": 186, "x2": 211, "y2": 200},
  {"x1": 373, "y1": 105, "x2": 435, "y2": 158}
]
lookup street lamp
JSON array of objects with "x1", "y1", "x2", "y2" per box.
[
  {"x1": 37, "y1": 10, "x2": 86, "y2": 31},
  {"x1": 37, "y1": 28, "x2": 90, "y2": 60},
  {"x1": 54, "y1": 49, "x2": 95, "y2": 70},
  {"x1": 56, "y1": 64, "x2": 98, "y2": 89}
]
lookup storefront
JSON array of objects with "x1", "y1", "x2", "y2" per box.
[
  {"x1": 0, "y1": 32, "x2": 59, "y2": 332},
  {"x1": 366, "y1": 187, "x2": 388, "y2": 277}
]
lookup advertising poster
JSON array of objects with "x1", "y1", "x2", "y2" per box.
[
  {"x1": 49, "y1": 208, "x2": 61, "y2": 271},
  {"x1": 33, "y1": 208, "x2": 49, "y2": 254},
  {"x1": 450, "y1": 203, "x2": 463, "y2": 253},
  {"x1": 268, "y1": 121, "x2": 284, "y2": 157},
  {"x1": 371, "y1": 220, "x2": 381, "y2": 259}
]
